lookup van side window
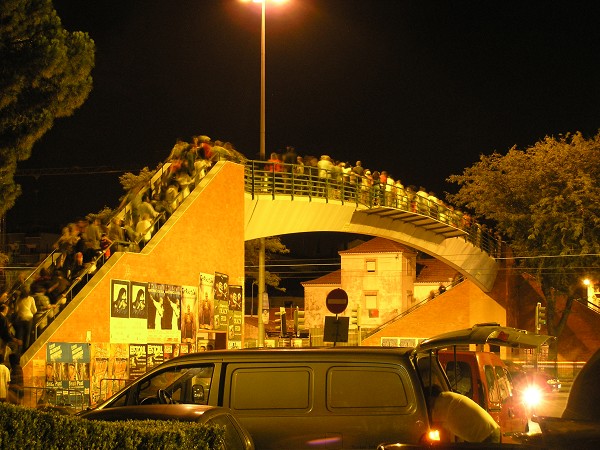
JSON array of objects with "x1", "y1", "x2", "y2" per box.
[
  {"x1": 444, "y1": 361, "x2": 473, "y2": 398},
  {"x1": 484, "y1": 365, "x2": 501, "y2": 404},
  {"x1": 328, "y1": 367, "x2": 409, "y2": 409},
  {"x1": 230, "y1": 368, "x2": 311, "y2": 410},
  {"x1": 495, "y1": 366, "x2": 512, "y2": 401}
]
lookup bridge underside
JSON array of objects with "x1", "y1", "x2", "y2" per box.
[{"x1": 245, "y1": 194, "x2": 499, "y2": 292}]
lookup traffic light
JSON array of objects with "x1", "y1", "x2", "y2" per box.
[
  {"x1": 275, "y1": 307, "x2": 287, "y2": 337},
  {"x1": 535, "y1": 302, "x2": 546, "y2": 332},
  {"x1": 293, "y1": 307, "x2": 305, "y2": 337},
  {"x1": 349, "y1": 304, "x2": 361, "y2": 329}
]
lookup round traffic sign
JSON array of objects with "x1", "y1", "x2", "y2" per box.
[{"x1": 325, "y1": 288, "x2": 349, "y2": 314}]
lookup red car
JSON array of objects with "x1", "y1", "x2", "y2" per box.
[{"x1": 505, "y1": 362, "x2": 561, "y2": 393}]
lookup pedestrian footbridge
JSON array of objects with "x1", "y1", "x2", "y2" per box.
[{"x1": 243, "y1": 161, "x2": 500, "y2": 292}]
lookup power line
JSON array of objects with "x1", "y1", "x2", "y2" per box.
[{"x1": 15, "y1": 166, "x2": 141, "y2": 178}]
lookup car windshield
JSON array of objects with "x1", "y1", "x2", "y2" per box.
[{"x1": 135, "y1": 365, "x2": 214, "y2": 405}]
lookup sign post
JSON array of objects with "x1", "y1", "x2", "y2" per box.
[{"x1": 324, "y1": 289, "x2": 349, "y2": 346}]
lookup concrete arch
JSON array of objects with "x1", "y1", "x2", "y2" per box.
[{"x1": 244, "y1": 193, "x2": 499, "y2": 292}]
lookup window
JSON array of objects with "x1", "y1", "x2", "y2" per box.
[
  {"x1": 495, "y1": 366, "x2": 512, "y2": 401},
  {"x1": 444, "y1": 361, "x2": 473, "y2": 398},
  {"x1": 484, "y1": 365, "x2": 501, "y2": 404},
  {"x1": 366, "y1": 260, "x2": 376, "y2": 272},
  {"x1": 365, "y1": 293, "x2": 377, "y2": 310},
  {"x1": 230, "y1": 367, "x2": 311, "y2": 410},
  {"x1": 328, "y1": 367, "x2": 409, "y2": 410}
]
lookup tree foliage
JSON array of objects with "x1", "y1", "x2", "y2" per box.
[
  {"x1": 119, "y1": 167, "x2": 154, "y2": 193},
  {"x1": 448, "y1": 131, "x2": 600, "y2": 339},
  {"x1": 245, "y1": 237, "x2": 290, "y2": 290},
  {"x1": 0, "y1": 0, "x2": 95, "y2": 216}
]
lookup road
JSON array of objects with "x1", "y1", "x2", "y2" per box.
[{"x1": 528, "y1": 387, "x2": 570, "y2": 434}]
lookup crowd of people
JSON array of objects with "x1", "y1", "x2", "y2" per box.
[
  {"x1": 256, "y1": 149, "x2": 501, "y2": 256},
  {"x1": 0, "y1": 134, "x2": 239, "y2": 375}
]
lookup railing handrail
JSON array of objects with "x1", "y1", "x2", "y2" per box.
[{"x1": 362, "y1": 276, "x2": 466, "y2": 339}]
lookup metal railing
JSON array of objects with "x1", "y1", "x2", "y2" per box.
[
  {"x1": 21, "y1": 385, "x2": 87, "y2": 412},
  {"x1": 361, "y1": 276, "x2": 466, "y2": 340},
  {"x1": 243, "y1": 160, "x2": 501, "y2": 257}
]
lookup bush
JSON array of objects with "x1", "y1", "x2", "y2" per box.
[{"x1": 0, "y1": 403, "x2": 223, "y2": 449}]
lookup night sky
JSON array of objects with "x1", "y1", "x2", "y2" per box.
[{"x1": 8, "y1": 0, "x2": 600, "y2": 233}]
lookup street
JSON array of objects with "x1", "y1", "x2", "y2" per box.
[{"x1": 528, "y1": 388, "x2": 570, "y2": 434}]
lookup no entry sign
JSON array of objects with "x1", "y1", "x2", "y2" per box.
[{"x1": 325, "y1": 288, "x2": 349, "y2": 314}]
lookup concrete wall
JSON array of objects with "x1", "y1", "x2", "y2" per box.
[{"x1": 362, "y1": 280, "x2": 506, "y2": 346}]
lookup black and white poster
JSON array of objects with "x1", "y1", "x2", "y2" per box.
[{"x1": 111, "y1": 280, "x2": 129, "y2": 319}]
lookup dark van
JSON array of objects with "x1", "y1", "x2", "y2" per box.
[{"x1": 80, "y1": 325, "x2": 552, "y2": 449}]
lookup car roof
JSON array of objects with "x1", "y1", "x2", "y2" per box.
[
  {"x1": 416, "y1": 323, "x2": 555, "y2": 352},
  {"x1": 166, "y1": 346, "x2": 416, "y2": 365}
]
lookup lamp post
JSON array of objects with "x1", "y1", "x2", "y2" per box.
[{"x1": 241, "y1": 0, "x2": 288, "y2": 347}]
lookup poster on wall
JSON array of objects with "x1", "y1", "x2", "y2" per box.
[
  {"x1": 147, "y1": 283, "x2": 181, "y2": 342},
  {"x1": 181, "y1": 285, "x2": 198, "y2": 344},
  {"x1": 110, "y1": 280, "x2": 131, "y2": 343},
  {"x1": 110, "y1": 280, "x2": 148, "y2": 343},
  {"x1": 147, "y1": 344, "x2": 164, "y2": 371},
  {"x1": 46, "y1": 342, "x2": 91, "y2": 407},
  {"x1": 111, "y1": 279, "x2": 130, "y2": 318},
  {"x1": 213, "y1": 272, "x2": 229, "y2": 333},
  {"x1": 109, "y1": 344, "x2": 129, "y2": 393},
  {"x1": 90, "y1": 342, "x2": 111, "y2": 406},
  {"x1": 164, "y1": 284, "x2": 182, "y2": 334},
  {"x1": 179, "y1": 342, "x2": 192, "y2": 356},
  {"x1": 129, "y1": 344, "x2": 148, "y2": 380},
  {"x1": 196, "y1": 338, "x2": 215, "y2": 351},
  {"x1": 199, "y1": 273, "x2": 215, "y2": 330},
  {"x1": 227, "y1": 285, "x2": 243, "y2": 349},
  {"x1": 163, "y1": 343, "x2": 177, "y2": 361},
  {"x1": 128, "y1": 281, "x2": 149, "y2": 343}
]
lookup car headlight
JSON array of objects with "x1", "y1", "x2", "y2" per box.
[{"x1": 522, "y1": 386, "x2": 543, "y2": 408}]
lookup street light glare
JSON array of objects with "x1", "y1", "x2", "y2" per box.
[{"x1": 240, "y1": 0, "x2": 289, "y2": 4}]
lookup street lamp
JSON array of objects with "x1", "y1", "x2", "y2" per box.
[{"x1": 240, "y1": 0, "x2": 289, "y2": 347}]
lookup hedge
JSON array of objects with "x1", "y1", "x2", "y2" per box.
[{"x1": 0, "y1": 403, "x2": 224, "y2": 449}]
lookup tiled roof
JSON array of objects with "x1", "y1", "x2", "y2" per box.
[
  {"x1": 301, "y1": 269, "x2": 341, "y2": 286},
  {"x1": 339, "y1": 237, "x2": 416, "y2": 255},
  {"x1": 416, "y1": 258, "x2": 459, "y2": 283}
]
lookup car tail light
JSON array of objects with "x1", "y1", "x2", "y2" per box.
[{"x1": 422, "y1": 429, "x2": 441, "y2": 442}]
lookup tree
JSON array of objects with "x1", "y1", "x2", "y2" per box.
[
  {"x1": 0, "y1": 0, "x2": 95, "y2": 217},
  {"x1": 245, "y1": 237, "x2": 290, "y2": 290},
  {"x1": 447, "y1": 132, "x2": 600, "y2": 356}
]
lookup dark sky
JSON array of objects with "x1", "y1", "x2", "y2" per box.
[{"x1": 8, "y1": 0, "x2": 600, "y2": 233}]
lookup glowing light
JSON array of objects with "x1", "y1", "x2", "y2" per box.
[
  {"x1": 240, "y1": 0, "x2": 289, "y2": 3},
  {"x1": 427, "y1": 429, "x2": 441, "y2": 442},
  {"x1": 522, "y1": 386, "x2": 543, "y2": 408}
]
